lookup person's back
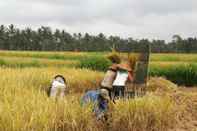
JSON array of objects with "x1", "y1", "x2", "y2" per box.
[
  {"x1": 49, "y1": 75, "x2": 67, "y2": 99},
  {"x1": 101, "y1": 69, "x2": 117, "y2": 89},
  {"x1": 100, "y1": 64, "x2": 117, "y2": 100},
  {"x1": 81, "y1": 90, "x2": 99, "y2": 105},
  {"x1": 112, "y1": 63, "x2": 133, "y2": 98},
  {"x1": 112, "y1": 70, "x2": 128, "y2": 87},
  {"x1": 81, "y1": 89, "x2": 110, "y2": 120}
]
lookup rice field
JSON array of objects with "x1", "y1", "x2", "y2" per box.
[
  {"x1": 1, "y1": 51, "x2": 197, "y2": 69},
  {"x1": 1, "y1": 51, "x2": 197, "y2": 62},
  {"x1": 0, "y1": 56, "x2": 78, "y2": 68},
  {"x1": 1, "y1": 67, "x2": 196, "y2": 131},
  {"x1": 0, "y1": 51, "x2": 197, "y2": 131},
  {"x1": 1, "y1": 51, "x2": 197, "y2": 86}
]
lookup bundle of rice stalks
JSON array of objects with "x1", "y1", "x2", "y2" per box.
[
  {"x1": 128, "y1": 54, "x2": 138, "y2": 70},
  {"x1": 106, "y1": 49, "x2": 121, "y2": 64},
  {"x1": 147, "y1": 77, "x2": 177, "y2": 92}
]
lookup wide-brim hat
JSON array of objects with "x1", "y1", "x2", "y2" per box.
[
  {"x1": 99, "y1": 89, "x2": 110, "y2": 100},
  {"x1": 117, "y1": 63, "x2": 132, "y2": 71}
]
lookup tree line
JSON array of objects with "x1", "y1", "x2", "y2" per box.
[{"x1": 0, "y1": 24, "x2": 197, "y2": 53}]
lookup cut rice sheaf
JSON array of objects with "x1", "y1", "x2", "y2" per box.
[{"x1": 147, "y1": 77, "x2": 177, "y2": 92}]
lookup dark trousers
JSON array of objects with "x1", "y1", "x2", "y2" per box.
[{"x1": 113, "y1": 86, "x2": 125, "y2": 98}]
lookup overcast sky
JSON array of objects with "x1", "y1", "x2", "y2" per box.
[{"x1": 0, "y1": 0, "x2": 197, "y2": 41}]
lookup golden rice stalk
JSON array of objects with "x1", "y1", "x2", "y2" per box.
[
  {"x1": 147, "y1": 77, "x2": 177, "y2": 93},
  {"x1": 128, "y1": 54, "x2": 138, "y2": 70},
  {"x1": 106, "y1": 50, "x2": 121, "y2": 64}
]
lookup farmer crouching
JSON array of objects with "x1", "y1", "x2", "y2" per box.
[
  {"x1": 112, "y1": 63, "x2": 133, "y2": 99},
  {"x1": 81, "y1": 88, "x2": 110, "y2": 121},
  {"x1": 49, "y1": 75, "x2": 67, "y2": 99}
]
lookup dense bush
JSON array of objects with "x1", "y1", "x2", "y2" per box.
[{"x1": 78, "y1": 56, "x2": 112, "y2": 71}]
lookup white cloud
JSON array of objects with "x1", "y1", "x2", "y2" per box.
[{"x1": 0, "y1": 0, "x2": 196, "y2": 41}]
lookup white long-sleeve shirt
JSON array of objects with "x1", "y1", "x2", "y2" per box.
[
  {"x1": 50, "y1": 80, "x2": 66, "y2": 98},
  {"x1": 52, "y1": 80, "x2": 66, "y2": 89},
  {"x1": 113, "y1": 70, "x2": 128, "y2": 86}
]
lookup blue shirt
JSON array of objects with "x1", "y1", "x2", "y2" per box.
[
  {"x1": 81, "y1": 90, "x2": 108, "y2": 118},
  {"x1": 81, "y1": 90, "x2": 99, "y2": 104}
]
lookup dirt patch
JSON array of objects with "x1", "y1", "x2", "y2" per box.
[{"x1": 170, "y1": 88, "x2": 197, "y2": 131}]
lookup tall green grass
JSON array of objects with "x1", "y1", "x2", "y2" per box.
[
  {"x1": 0, "y1": 59, "x2": 6, "y2": 66},
  {"x1": 150, "y1": 53, "x2": 197, "y2": 62},
  {"x1": 78, "y1": 56, "x2": 112, "y2": 71},
  {"x1": 149, "y1": 64, "x2": 197, "y2": 86}
]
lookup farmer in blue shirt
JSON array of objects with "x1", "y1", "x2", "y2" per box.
[{"x1": 81, "y1": 88, "x2": 110, "y2": 120}]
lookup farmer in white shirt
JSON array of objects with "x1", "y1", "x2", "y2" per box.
[
  {"x1": 49, "y1": 75, "x2": 67, "y2": 99},
  {"x1": 112, "y1": 63, "x2": 133, "y2": 98}
]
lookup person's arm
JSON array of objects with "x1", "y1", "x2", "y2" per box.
[{"x1": 127, "y1": 71, "x2": 133, "y2": 82}]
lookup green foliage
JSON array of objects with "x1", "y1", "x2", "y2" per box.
[
  {"x1": 150, "y1": 53, "x2": 197, "y2": 62},
  {"x1": 1, "y1": 24, "x2": 197, "y2": 53},
  {"x1": 149, "y1": 64, "x2": 197, "y2": 86},
  {"x1": 78, "y1": 56, "x2": 112, "y2": 71},
  {"x1": 0, "y1": 59, "x2": 6, "y2": 66}
]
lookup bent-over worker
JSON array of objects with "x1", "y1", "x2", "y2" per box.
[{"x1": 81, "y1": 88, "x2": 110, "y2": 120}]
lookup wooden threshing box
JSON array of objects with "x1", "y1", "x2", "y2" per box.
[{"x1": 125, "y1": 43, "x2": 150, "y2": 98}]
